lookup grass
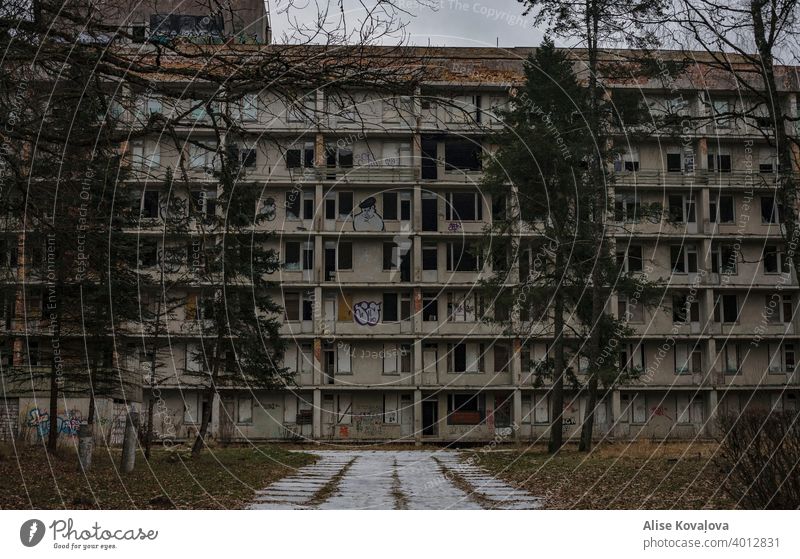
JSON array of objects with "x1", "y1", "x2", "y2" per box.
[
  {"x1": 0, "y1": 442, "x2": 316, "y2": 509},
  {"x1": 467, "y1": 441, "x2": 733, "y2": 509}
]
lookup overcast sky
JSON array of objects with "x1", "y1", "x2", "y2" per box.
[{"x1": 269, "y1": 0, "x2": 546, "y2": 48}]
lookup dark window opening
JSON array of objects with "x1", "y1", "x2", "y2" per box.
[
  {"x1": 383, "y1": 293, "x2": 398, "y2": 322},
  {"x1": 383, "y1": 192, "x2": 398, "y2": 220},
  {"x1": 666, "y1": 153, "x2": 682, "y2": 172},
  {"x1": 444, "y1": 140, "x2": 482, "y2": 171},
  {"x1": 422, "y1": 294, "x2": 438, "y2": 321}
]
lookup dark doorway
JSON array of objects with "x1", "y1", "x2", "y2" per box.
[
  {"x1": 421, "y1": 138, "x2": 438, "y2": 180},
  {"x1": 400, "y1": 248, "x2": 411, "y2": 282},
  {"x1": 324, "y1": 247, "x2": 336, "y2": 281},
  {"x1": 324, "y1": 347, "x2": 335, "y2": 384},
  {"x1": 422, "y1": 399, "x2": 438, "y2": 436},
  {"x1": 422, "y1": 197, "x2": 438, "y2": 231}
]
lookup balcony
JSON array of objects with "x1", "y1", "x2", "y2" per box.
[{"x1": 319, "y1": 166, "x2": 417, "y2": 183}]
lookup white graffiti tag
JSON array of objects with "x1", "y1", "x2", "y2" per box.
[{"x1": 353, "y1": 301, "x2": 381, "y2": 326}]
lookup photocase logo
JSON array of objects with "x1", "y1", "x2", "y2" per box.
[{"x1": 20, "y1": 519, "x2": 45, "y2": 547}]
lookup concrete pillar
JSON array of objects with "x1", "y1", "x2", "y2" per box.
[
  {"x1": 512, "y1": 389, "x2": 522, "y2": 441},
  {"x1": 705, "y1": 338, "x2": 718, "y2": 387},
  {"x1": 413, "y1": 338, "x2": 423, "y2": 386},
  {"x1": 312, "y1": 389, "x2": 322, "y2": 439},
  {"x1": 313, "y1": 235, "x2": 323, "y2": 283},
  {"x1": 698, "y1": 187, "x2": 710, "y2": 235},
  {"x1": 705, "y1": 389, "x2": 718, "y2": 438},
  {"x1": 511, "y1": 338, "x2": 522, "y2": 385},
  {"x1": 611, "y1": 389, "x2": 622, "y2": 438},
  {"x1": 697, "y1": 138, "x2": 708, "y2": 170},
  {"x1": 413, "y1": 235, "x2": 422, "y2": 282},
  {"x1": 413, "y1": 389, "x2": 422, "y2": 445},
  {"x1": 315, "y1": 183, "x2": 323, "y2": 231},
  {"x1": 210, "y1": 393, "x2": 221, "y2": 438},
  {"x1": 413, "y1": 183, "x2": 422, "y2": 232},
  {"x1": 313, "y1": 338, "x2": 323, "y2": 386}
]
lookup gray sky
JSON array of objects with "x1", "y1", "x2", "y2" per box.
[{"x1": 269, "y1": 0, "x2": 545, "y2": 47}]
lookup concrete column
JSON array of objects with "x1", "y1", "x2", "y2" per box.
[
  {"x1": 698, "y1": 187, "x2": 710, "y2": 235},
  {"x1": 413, "y1": 339, "x2": 423, "y2": 387},
  {"x1": 413, "y1": 389, "x2": 422, "y2": 445},
  {"x1": 313, "y1": 235, "x2": 323, "y2": 283},
  {"x1": 705, "y1": 388, "x2": 718, "y2": 437},
  {"x1": 313, "y1": 338, "x2": 323, "y2": 386},
  {"x1": 313, "y1": 286, "x2": 323, "y2": 335},
  {"x1": 312, "y1": 389, "x2": 322, "y2": 439},
  {"x1": 315, "y1": 183, "x2": 323, "y2": 231},
  {"x1": 611, "y1": 389, "x2": 622, "y2": 438},
  {"x1": 512, "y1": 389, "x2": 522, "y2": 441},
  {"x1": 413, "y1": 237, "x2": 422, "y2": 283},
  {"x1": 697, "y1": 138, "x2": 708, "y2": 170},
  {"x1": 413, "y1": 182, "x2": 422, "y2": 231},
  {"x1": 210, "y1": 393, "x2": 221, "y2": 438},
  {"x1": 705, "y1": 338, "x2": 718, "y2": 387},
  {"x1": 511, "y1": 338, "x2": 522, "y2": 385},
  {"x1": 485, "y1": 391, "x2": 495, "y2": 434}
]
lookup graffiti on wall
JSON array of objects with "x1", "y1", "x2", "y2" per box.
[
  {"x1": 25, "y1": 408, "x2": 83, "y2": 439},
  {"x1": 353, "y1": 301, "x2": 381, "y2": 326},
  {"x1": 352, "y1": 196, "x2": 384, "y2": 231},
  {"x1": 353, "y1": 408, "x2": 383, "y2": 436},
  {"x1": 650, "y1": 406, "x2": 672, "y2": 420}
]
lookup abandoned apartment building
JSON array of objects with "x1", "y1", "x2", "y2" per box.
[{"x1": 1, "y1": 43, "x2": 800, "y2": 445}]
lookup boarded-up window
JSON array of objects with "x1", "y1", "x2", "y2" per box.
[
  {"x1": 337, "y1": 344, "x2": 352, "y2": 374},
  {"x1": 384, "y1": 394, "x2": 400, "y2": 424},
  {"x1": 676, "y1": 394, "x2": 690, "y2": 423},
  {"x1": 423, "y1": 344, "x2": 438, "y2": 374},
  {"x1": 632, "y1": 395, "x2": 647, "y2": 423},
  {"x1": 283, "y1": 395, "x2": 297, "y2": 423},
  {"x1": 383, "y1": 343, "x2": 398, "y2": 374},
  {"x1": 521, "y1": 394, "x2": 532, "y2": 424},
  {"x1": 533, "y1": 394, "x2": 549, "y2": 424},
  {"x1": 183, "y1": 393, "x2": 199, "y2": 423},
  {"x1": 237, "y1": 397, "x2": 253, "y2": 424},
  {"x1": 337, "y1": 293, "x2": 353, "y2": 321},
  {"x1": 336, "y1": 394, "x2": 352, "y2": 424},
  {"x1": 300, "y1": 344, "x2": 313, "y2": 374}
]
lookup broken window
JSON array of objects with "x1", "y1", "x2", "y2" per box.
[
  {"x1": 445, "y1": 192, "x2": 482, "y2": 221},
  {"x1": 713, "y1": 293, "x2": 739, "y2": 323},
  {"x1": 284, "y1": 242, "x2": 300, "y2": 270},
  {"x1": 422, "y1": 293, "x2": 438, "y2": 321},
  {"x1": 761, "y1": 196, "x2": 783, "y2": 224},
  {"x1": 711, "y1": 244, "x2": 738, "y2": 274},
  {"x1": 709, "y1": 194, "x2": 735, "y2": 223},
  {"x1": 670, "y1": 244, "x2": 698, "y2": 274},
  {"x1": 447, "y1": 393, "x2": 485, "y2": 425},
  {"x1": 448, "y1": 343, "x2": 484, "y2": 373},
  {"x1": 141, "y1": 190, "x2": 160, "y2": 218},
  {"x1": 285, "y1": 191, "x2": 301, "y2": 220},
  {"x1": 446, "y1": 242, "x2": 481, "y2": 271},
  {"x1": 444, "y1": 139, "x2": 482, "y2": 171}
]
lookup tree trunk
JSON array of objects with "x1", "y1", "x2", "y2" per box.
[
  {"x1": 750, "y1": 1, "x2": 800, "y2": 282},
  {"x1": 548, "y1": 248, "x2": 566, "y2": 453},
  {"x1": 580, "y1": 19, "x2": 604, "y2": 453},
  {"x1": 191, "y1": 336, "x2": 222, "y2": 457},
  {"x1": 46, "y1": 361, "x2": 59, "y2": 451},
  {"x1": 144, "y1": 394, "x2": 155, "y2": 459},
  {"x1": 120, "y1": 410, "x2": 139, "y2": 473},
  {"x1": 145, "y1": 282, "x2": 165, "y2": 460},
  {"x1": 191, "y1": 387, "x2": 214, "y2": 456}
]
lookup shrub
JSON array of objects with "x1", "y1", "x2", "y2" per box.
[{"x1": 716, "y1": 410, "x2": 800, "y2": 509}]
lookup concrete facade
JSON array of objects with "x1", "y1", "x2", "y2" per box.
[{"x1": 2, "y1": 47, "x2": 800, "y2": 445}]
